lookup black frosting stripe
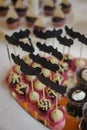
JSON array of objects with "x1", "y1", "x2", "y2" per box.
[
  {"x1": 29, "y1": 53, "x2": 59, "y2": 72},
  {"x1": 33, "y1": 28, "x2": 63, "y2": 39}
]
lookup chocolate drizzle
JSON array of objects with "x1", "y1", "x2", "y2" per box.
[
  {"x1": 37, "y1": 42, "x2": 63, "y2": 60},
  {"x1": 65, "y1": 26, "x2": 87, "y2": 45},
  {"x1": 33, "y1": 28, "x2": 62, "y2": 39},
  {"x1": 29, "y1": 53, "x2": 59, "y2": 72}
]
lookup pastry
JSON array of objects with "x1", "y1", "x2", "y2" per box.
[
  {"x1": 43, "y1": 0, "x2": 55, "y2": 16},
  {"x1": 15, "y1": 0, "x2": 27, "y2": 17},
  {"x1": 0, "y1": 0, "x2": 8, "y2": 16},
  {"x1": 6, "y1": 5, "x2": 19, "y2": 29},
  {"x1": 52, "y1": 6, "x2": 65, "y2": 27},
  {"x1": 60, "y1": 0, "x2": 71, "y2": 14},
  {"x1": 25, "y1": 7, "x2": 37, "y2": 27},
  {"x1": 34, "y1": 17, "x2": 46, "y2": 31}
]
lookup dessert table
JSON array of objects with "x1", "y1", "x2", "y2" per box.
[{"x1": 0, "y1": 0, "x2": 87, "y2": 130}]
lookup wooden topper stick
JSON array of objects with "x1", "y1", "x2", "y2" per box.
[
  {"x1": 56, "y1": 92, "x2": 58, "y2": 110},
  {"x1": 80, "y1": 43, "x2": 83, "y2": 60},
  {"x1": 43, "y1": 87, "x2": 45, "y2": 99},
  {"x1": 31, "y1": 80, "x2": 34, "y2": 92}
]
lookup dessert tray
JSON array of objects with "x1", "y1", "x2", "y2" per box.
[{"x1": 4, "y1": 26, "x2": 87, "y2": 130}]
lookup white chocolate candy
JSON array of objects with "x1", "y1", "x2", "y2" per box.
[
  {"x1": 29, "y1": 91, "x2": 39, "y2": 103},
  {"x1": 34, "y1": 80, "x2": 46, "y2": 91},
  {"x1": 7, "y1": 5, "x2": 19, "y2": 19},
  {"x1": 72, "y1": 90, "x2": 86, "y2": 101},
  {"x1": 41, "y1": 68, "x2": 51, "y2": 77},
  {"x1": 82, "y1": 69, "x2": 87, "y2": 81},
  {"x1": 50, "y1": 109, "x2": 63, "y2": 123}
]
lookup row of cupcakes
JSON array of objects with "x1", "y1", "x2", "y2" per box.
[{"x1": 0, "y1": 0, "x2": 72, "y2": 29}]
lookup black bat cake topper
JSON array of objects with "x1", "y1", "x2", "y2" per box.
[
  {"x1": 37, "y1": 42, "x2": 63, "y2": 61},
  {"x1": 29, "y1": 53, "x2": 59, "y2": 72},
  {"x1": 12, "y1": 53, "x2": 66, "y2": 94},
  {"x1": 33, "y1": 28, "x2": 63, "y2": 39},
  {"x1": 11, "y1": 54, "x2": 41, "y2": 75},
  {"x1": 57, "y1": 34, "x2": 73, "y2": 47},
  {"x1": 5, "y1": 35, "x2": 34, "y2": 53},
  {"x1": 13, "y1": 29, "x2": 30, "y2": 39},
  {"x1": 65, "y1": 26, "x2": 87, "y2": 45}
]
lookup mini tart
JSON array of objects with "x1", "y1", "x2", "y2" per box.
[
  {"x1": 77, "y1": 68, "x2": 87, "y2": 86},
  {"x1": 43, "y1": 0, "x2": 55, "y2": 16},
  {"x1": 6, "y1": 5, "x2": 19, "y2": 29},
  {"x1": 34, "y1": 17, "x2": 46, "y2": 31},
  {"x1": 0, "y1": 0, "x2": 9, "y2": 16},
  {"x1": 66, "y1": 85, "x2": 87, "y2": 117},
  {"x1": 15, "y1": 0, "x2": 27, "y2": 17},
  {"x1": 60, "y1": 0, "x2": 71, "y2": 14},
  {"x1": 25, "y1": 8, "x2": 37, "y2": 27},
  {"x1": 52, "y1": 6, "x2": 65, "y2": 27}
]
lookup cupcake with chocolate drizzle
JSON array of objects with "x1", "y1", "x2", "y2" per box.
[
  {"x1": 6, "y1": 5, "x2": 19, "y2": 29},
  {"x1": 0, "y1": 0, "x2": 9, "y2": 16},
  {"x1": 66, "y1": 84, "x2": 87, "y2": 118},
  {"x1": 25, "y1": 7, "x2": 37, "y2": 27},
  {"x1": 15, "y1": 0, "x2": 27, "y2": 17},
  {"x1": 43, "y1": 0, "x2": 55, "y2": 16},
  {"x1": 34, "y1": 17, "x2": 46, "y2": 31},
  {"x1": 52, "y1": 6, "x2": 65, "y2": 27},
  {"x1": 60, "y1": 0, "x2": 71, "y2": 14},
  {"x1": 77, "y1": 68, "x2": 87, "y2": 87}
]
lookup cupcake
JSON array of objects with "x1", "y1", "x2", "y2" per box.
[
  {"x1": 15, "y1": 0, "x2": 27, "y2": 17},
  {"x1": 25, "y1": 7, "x2": 37, "y2": 27},
  {"x1": 34, "y1": 17, "x2": 46, "y2": 31},
  {"x1": 43, "y1": 0, "x2": 55, "y2": 16},
  {"x1": 66, "y1": 85, "x2": 87, "y2": 118},
  {"x1": 6, "y1": 5, "x2": 19, "y2": 29},
  {"x1": 48, "y1": 107, "x2": 66, "y2": 130},
  {"x1": 52, "y1": 6, "x2": 65, "y2": 27},
  {"x1": 79, "y1": 102, "x2": 87, "y2": 130},
  {"x1": 0, "y1": 0, "x2": 9, "y2": 16},
  {"x1": 60, "y1": 0, "x2": 71, "y2": 14},
  {"x1": 77, "y1": 68, "x2": 87, "y2": 87}
]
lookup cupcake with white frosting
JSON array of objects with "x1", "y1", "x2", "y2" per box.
[
  {"x1": 25, "y1": 7, "x2": 37, "y2": 27},
  {"x1": 60, "y1": 0, "x2": 71, "y2": 14},
  {"x1": 0, "y1": 0, "x2": 9, "y2": 16},
  {"x1": 43, "y1": 0, "x2": 55, "y2": 16},
  {"x1": 6, "y1": 5, "x2": 19, "y2": 29},
  {"x1": 52, "y1": 6, "x2": 65, "y2": 27},
  {"x1": 34, "y1": 17, "x2": 46, "y2": 31},
  {"x1": 15, "y1": 0, "x2": 27, "y2": 17}
]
